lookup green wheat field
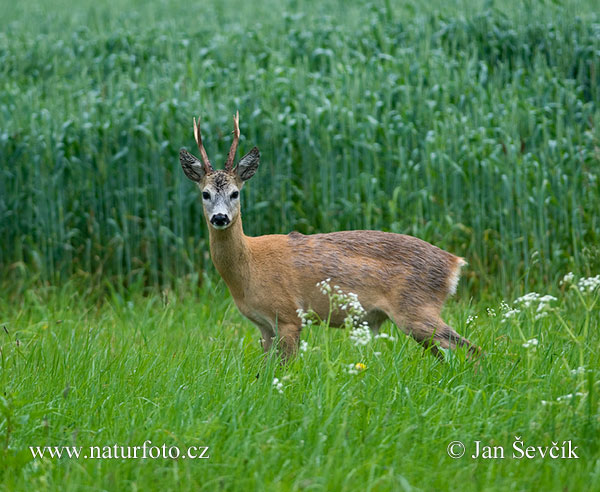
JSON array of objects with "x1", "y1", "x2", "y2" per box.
[{"x1": 1, "y1": 0, "x2": 599, "y2": 490}]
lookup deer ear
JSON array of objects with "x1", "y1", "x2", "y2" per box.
[
  {"x1": 235, "y1": 147, "x2": 260, "y2": 182},
  {"x1": 179, "y1": 148, "x2": 206, "y2": 182}
]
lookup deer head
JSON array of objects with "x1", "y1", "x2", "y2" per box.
[{"x1": 179, "y1": 112, "x2": 260, "y2": 230}]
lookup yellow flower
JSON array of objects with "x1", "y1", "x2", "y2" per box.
[{"x1": 355, "y1": 363, "x2": 366, "y2": 371}]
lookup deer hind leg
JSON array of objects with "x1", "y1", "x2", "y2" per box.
[
  {"x1": 434, "y1": 320, "x2": 480, "y2": 356},
  {"x1": 423, "y1": 319, "x2": 481, "y2": 359},
  {"x1": 388, "y1": 309, "x2": 479, "y2": 359}
]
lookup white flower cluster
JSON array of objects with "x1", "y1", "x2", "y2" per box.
[
  {"x1": 570, "y1": 366, "x2": 586, "y2": 376},
  {"x1": 560, "y1": 272, "x2": 575, "y2": 285},
  {"x1": 296, "y1": 308, "x2": 316, "y2": 328},
  {"x1": 466, "y1": 314, "x2": 478, "y2": 326},
  {"x1": 514, "y1": 293, "x2": 558, "y2": 309},
  {"x1": 541, "y1": 393, "x2": 587, "y2": 406},
  {"x1": 374, "y1": 333, "x2": 396, "y2": 342},
  {"x1": 272, "y1": 377, "x2": 284, "y2": 394},
  {"x1": 299, "y1": 340, "x2": 308, "y2": 353},
  {"x1": 502, "y1": 308, "x2": 521, "y2": 322},
  {"x1": 316, "y1": 279, "x2": 371, "y2": 347},
  {"x1": 486, "y1": 307, "x2": 497, "y2": 317},
  {"x1": 556, "y1": 392, "x2": 586, "y2": 402},
  {"x1": 502, "y1": 292, "x2": 557, "y2": 322},
  {"x1": 317, "y1": 279, "x2": 366, "y2": 321},
  {"x1": 522, "y1": 338, "x2": 538, "y2": 349},
  {"x1": 577, "y1": 275, "x2": 600, "y2": 293},
  {"x1": 349, "y1": 322, "x2": 372, "y2": 346},
  {"x1": 560, "y1": 272, "x2": 600, "y2": 293}
]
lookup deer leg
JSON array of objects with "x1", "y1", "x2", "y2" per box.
[
  {"x1": 388, "y1": 310, "x2": 480, "y2": 360},
  {"x1": 363, "y1": 309, "x2": 389, "y2": 335},
  {"x1": 276, "y1": 323, "x2": 302, "y2": 362},
  {"x1": 431, "y1": 320, "x2": 481, "y2": 357},
  {"x1": 253, "y1": 321, "x2": 277, "y2": 380},
  {"x1": 408, "y1": 320, "x2": 478, "y2": 360},
  {"x1": 404, "y1": 319, "x2": 449, "y2": 360},
  {"x1": 255, "y1": 322, "x2": 276, "y2": 353}
]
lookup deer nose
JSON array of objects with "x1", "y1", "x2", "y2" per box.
[{"x1": 210, "y1": 213, "x2": 230, "y2": 227}]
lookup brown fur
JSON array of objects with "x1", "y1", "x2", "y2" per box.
[{"x1": 206, "y1": 215, "x2": 478, "y2": 360}]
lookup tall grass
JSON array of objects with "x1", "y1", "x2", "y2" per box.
[
  {"x1": 0, "y1": 274, "x2": 598, "y2": 490},
  {"x1": 1, "y1": 0, "x2": 599, "y2": 293}
]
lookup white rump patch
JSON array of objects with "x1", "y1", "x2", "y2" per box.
[{"x1": 448, "y1": 258, "x2": 467, "y2": 296}]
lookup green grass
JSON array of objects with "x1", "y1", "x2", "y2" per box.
[
  {"x1": 1, "y1": 0, "x2": 599, "y2": 292},
  {"x1": 1, "y1": 276, "x2": 598, "y2": 490},
  {"x1": 2, "y1": 0, "x2": 600, "y2": 489}
]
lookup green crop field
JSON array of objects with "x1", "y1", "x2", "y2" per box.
[{"x1": 1, "y1": 0, "x2": 599, "y2": 490}]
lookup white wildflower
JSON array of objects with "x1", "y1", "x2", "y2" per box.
[
  {"x1": 486, "y1": 307, "x2": 497, "y2": 317},
  {"x1": 560, "y1": 272, "x2": 575, "y2": 286},
  {"x1": 317, "y1": 278, "x2": 333, "y2": 295},
  {"x1": 296, "y1": 307, "x2": 316, "y2": 328},
  {"x1": 272, "y1": 377, "x2": 284, "y2": 394},
  {"x1": 299, "y1": 340, "x2": 308, "y2": 353},
  {"x1": 510, "y1": 292, "x2": 556, "y2": 320},
  {"x1": 556, "y1": 392, "x2": 586, "y2": 402},
  {"x1": 515, "y1": 292, "x2": 541, "y2": 308},
  {"x1": 570, "y1": 366, "x2": 586, "y2": 376},
  {"x1": 349, "y1": 322, "x2": 372, "y2": 346},
  {"x1": 501, "y1": 308, "x2": 520, "y2": 323},
  {"x1": 577, "y1": 275, "x2": 600, "y2": 293},
  {"x1": 316, "y1": 279, "x2": 371, "y2": 346},
  {"x1": 536, "y1": 296, "x2": 556, "y2": 319},
  {"x1": 522, "y1": 338, "x2": 539, "y2": 349},
  {"x1": 466, "y1": 315, "x2": 478, "y2": 326}
]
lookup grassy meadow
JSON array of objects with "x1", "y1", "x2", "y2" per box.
[
  {"x1": 1, "y1": 277, "x2": 599, "y2": 490},
  {"x1": 1, "y1": 0, "x2": 600, "y2": 490}
]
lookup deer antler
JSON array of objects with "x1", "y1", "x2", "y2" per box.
[
  {"x1": 193, "y1": 116, "x2": 214, "y2": 174},
  {"x1": 225, "y1": 111, "x2": 240, "y2": 172}
]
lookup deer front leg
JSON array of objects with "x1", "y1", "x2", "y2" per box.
[
  {"x1": 256, "y1": 322, "x2": 276, "y2": 353},
  {"x1": 253, "y1": 322, "x2": 277, "y2": 380},
  {"x1": 276, "y1": 323, "x2": 302, "y2": 362}
]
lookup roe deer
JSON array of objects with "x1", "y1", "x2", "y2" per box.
[{"x1": 179, "y1": 113, "x2": 479, "y2": 361}]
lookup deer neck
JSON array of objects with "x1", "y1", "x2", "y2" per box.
[{"x1": 208, "y1": 215, "x2": 251, "y2": 299}]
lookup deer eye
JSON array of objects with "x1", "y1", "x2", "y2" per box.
[
  {"x1": 230, "y1": 191, "x2": 239, "y2": 200},
  {"x1": 202, "y1": 191, "x2": 211, "y2": 200}
]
